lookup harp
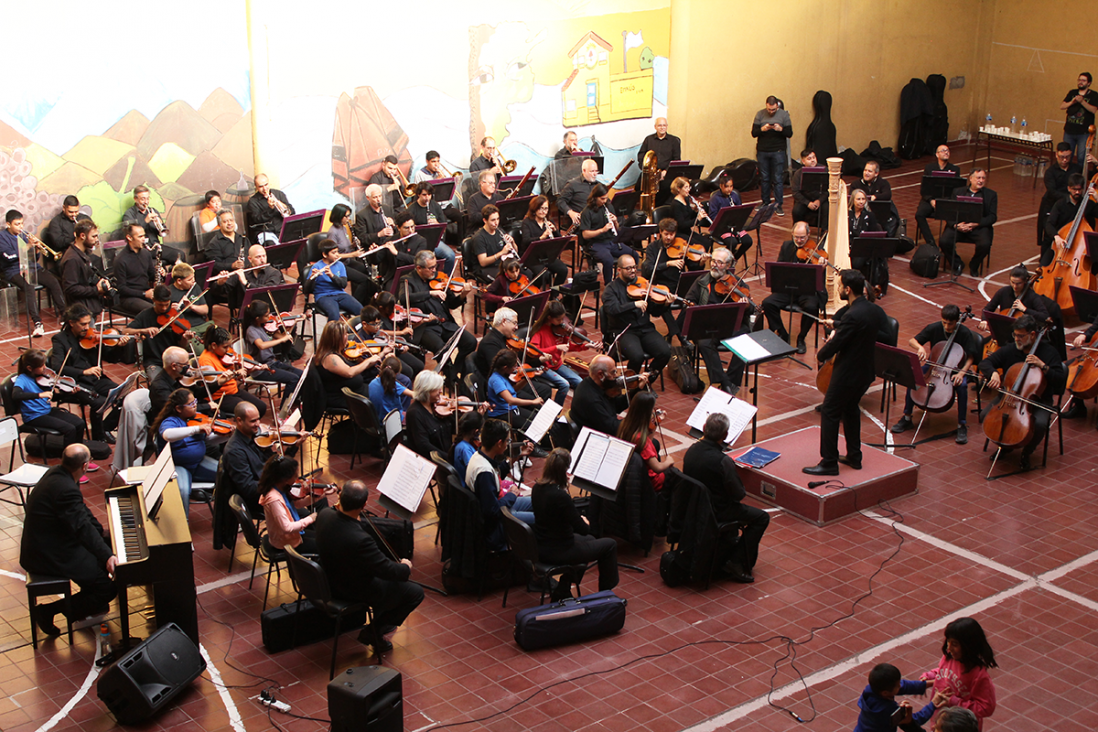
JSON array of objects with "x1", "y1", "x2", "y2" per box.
[{"x1": 824, "y1": 156, "x2": 851, "y2": 313}]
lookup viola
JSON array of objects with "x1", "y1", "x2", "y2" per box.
[
  {"x1": 79, "y1": 327, "x2": 127, "y2": 349},
  {"x1": 392, "y1": 304, "x2": 432, "y2": 325},
  {"x1": 179, "y1": 367, "x2": 222, "y2": 387},
  {"x1": 344, "y1": 340, "x2": 388, "y2": 361},
  {"x1": 982, "y1": 325, "x2": 1050, "y2": 449},
  {"x1": 551, "y1": 319, "x2": 602, "y2": 351},
  {"x1": 625, "y1": 276, "x2": 682, "y2": 305},
  {"x1": 648, "y1": 408, "x2": 666, "y2": 432},
  {"x1": 666, "y1": 237, "x2": 709, "y2": 263},
  {"x1": 909, "y1": 309, "x2": 974, "y2": 413},
  {"x1": 714, "y1": 273, "x2": 761, "y2": 312},
  {"x1": 187, "y1": 413, "x2": 234, "y2": 435},
  {"x1": 509, "y1": 363, "x2": 545, "y2": 385},
  {"x1": 222, "y1": 348, "x2": 273, "y2": 373},
  {"x1": 290, "y1": 479, "x2": 337, "y2": 498},
  {"x1": 263, "y1": 312, "x2": 305, "y2": 333},
  {"x1": 255, "y1": 429, "x2": 314, "y2": 448},
  {"x1": 507, "y1": 274, "x2": 540, "y2": 297},
  {"x1": 604, "y1": 368, "x2": 643, "y2": 398},
  {"x1": 434, "y1": 396, "x2": 479, "y2": 417}
]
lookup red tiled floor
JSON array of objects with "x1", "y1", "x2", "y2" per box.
[{"x1": 2, "y1": 142, "x2": 1096, "y2": 731}]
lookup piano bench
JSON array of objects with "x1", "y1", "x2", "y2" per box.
[{"x1": 27, "y1": 574, "x2": 74, "y2": 649}]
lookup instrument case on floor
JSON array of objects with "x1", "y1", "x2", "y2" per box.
[
  {"x1": 261, "y1": 601, "x2": 366, "y2": 653},
  {"x1": 513, "y1": 590, "x2": 627, "y2": 651}
]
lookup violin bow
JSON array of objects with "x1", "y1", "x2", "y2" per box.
[
  {"x1": 95, "y1": 315, "x2": 106, "y2": 371},
  {"x1": 185, "y1": 340, "x2": 219, "y2": 408},
  {"x1": 520, "y1": 308, "x2": 540, "y2": 395},
  {"x1": 50, "y1": 347, "x2": 74, "y2": 398},
  {"x1": 643, "y1": 247, "x2": 661, "y2": 304},
  {"x1": 267, "y1": 292, "x2": 290, "y2": 336}
]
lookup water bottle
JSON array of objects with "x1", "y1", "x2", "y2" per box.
[
  {"x1": 1020, "y1": 117, "x2": 1028, "y2": 138},
  {"x1": 1009, "y1": 115, "x2": 1017, "y2": 135},
  {"x1": 99, "y1": 623, "x2": 112, "y2": 656},
  {"x1": 984, "y1": 111, "x2": 992, "y2": 132}
]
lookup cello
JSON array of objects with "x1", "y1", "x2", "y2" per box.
[
  {"x1": 908, "y1": 307, "x2": 974, "y2": 413},
  {"x1": 1065, "y1": 334, "x2": 1098, "y2": 400},
  {"x1": 982, "y1": 322, "x2": 1051, "y2": 450},
  {"x1": 1032, "y1": 176, "x2": 1098, "y2": 314}
]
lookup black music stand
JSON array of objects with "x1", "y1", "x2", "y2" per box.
[
  {"x1": 765, "y1": 261, "x2": 825, "y2": 369},
  {"x1": 496, "y1": 195, "x2": 536, "y2": 228},
  {"x1": 1070, "y1": 284, "x2": 1098, "y2": 325},
  {"x1": 508, "y1": 290, "x2": 550, "y2": 327},
  {"x1": 740, "y1": 203, "x2": 778, "y2": 276},
  {"x1": 720, "y1": 329, "x2": 796, "y2": 443},
  {"x1": 521, "y1": 235, "x2": 569, "y2": 270},
  {"x1": 426, "y1": 178, "x2": 456, "y2": 201},
  {"x1": 416, "y1": 223, "x2": 445, "y2": 251},
  {"x1": 925, "y1": 199, "x2": 983, "y2": 292},
  {"x1": 279, "y1": 209, "x2": 325, "y2": 243},
  {"x1": 667, "y1": 161, "x2": 704, "y2": 181},
  {"x1": 240, "y1": 283, "x2": 300, "y2": 316},
  {"x1": 800, "y1": 167, "x2": 828, "y2": 205},
  {"x1": 498, "y1": 176, "x2": 537, "y2": 200},
  {"x1": 981, "y1": 310, "x2": 1018, "y2": 350},
  {"x1": 850, "y1": 236, "x2": 899, "y2": 296},
  {"x1": 610, "y1": 190, "x2": 640, "y2": 219},
  {"x1": 921, "y1": 173, "x2": 966, "y2": 202},
  {"x1": 613, "y1": 224, "x2": 657, "y2": 261},
  {"x1": 865, "y1": 343, "x2": 925, "y2": 449},
  {"x1": 675, "y1": 270, "x2": 707, "y2": 299},
  {"x1": 709, "y1": 203, "x2": 754, "y2": 241},
  {"x1": 391, "y1": 265, "x2": 416, "y2": 295},
  {"x1": 265, "y1": 239, "x2": 305, "y2": 272},
  {"x1": 682, "y1": 301, "x2": 747, "y2": 392},
  {"x1": 191, "y1": 261, "x2": 214, "y2": 290}
]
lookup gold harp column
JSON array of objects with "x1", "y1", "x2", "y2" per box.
[
  {"x1": 245, "y1": 0, "x2": 274, "y2": 187},
  {"x1": 825, "y1": 157, "x2": 851, "y2": 314}
]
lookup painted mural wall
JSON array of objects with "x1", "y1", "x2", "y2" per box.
[{"x1": 0, "y1": 0, "x2": 669, "y2": 247}]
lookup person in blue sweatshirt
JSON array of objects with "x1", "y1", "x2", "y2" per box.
[{"x1": 854, "y1": 663, "x2": 948, "y2": 732}]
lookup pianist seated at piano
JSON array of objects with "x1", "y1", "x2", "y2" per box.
[
  {"x1": 259, "y1": 455, "x2": 327, "y2": 554},
  {"x1": 20, "y1": 444, "x2": 118, "y2": 638},
  {"x1": 154, "y1": 388, "x2": 220, "y2": 516}
]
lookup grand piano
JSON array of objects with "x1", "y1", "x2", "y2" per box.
[{"x1": 105, "y1": 452, "x2": 198, "y2": 649}]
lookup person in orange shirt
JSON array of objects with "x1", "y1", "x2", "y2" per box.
[{"x1": 198, "y1": 326, "x2": 268, "y2": 417}]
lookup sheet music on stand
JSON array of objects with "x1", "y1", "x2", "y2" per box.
[
  {"x1": 522, "y1": 399, "x2": 562, "y2": 444},
  {"x1": 567, "y1": 427, "x2": 634, "y2": 500},
  {"x1": 98, "y1": 371, "x2": 141, "y2": 415},
  {"x1": 722, "y1": 333, "x2": 771, "y2": 362},
  {"x1": 685, "y1": 386, "x2": 758, "y2": 446},
  {"x1": 376, "y1": 444, "x2": 435, "y2": 519},
  {"x1": 280, "y1": 360, "x2": 311, "y2": 421}
]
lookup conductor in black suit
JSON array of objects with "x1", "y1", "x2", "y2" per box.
[
  {"x1": 315, "y1": 480, "x2": 424, "y2": 651},
  {"x1": 20, "y1": 444, "x2": 118, "y2": 636},
  {"x1": 804, "y1": 270, "x2": 888, "y2": 476},
  {"x1": 939, "y1": 168, "x2": 997, "y2": 278}
]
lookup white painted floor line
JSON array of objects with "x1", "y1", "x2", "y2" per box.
[
  {"x1": 198, "y1": 570, "x2": 256, "y2": 595},
  {"x1": 34, "y1": 636, "x2": 104, "y2": 732},
  {"x1": 201, "y1": 644, "x2": 248, "y2": 732},
  {"x1": 0, "y1": 568, "x2": 26, "y2": 581}
]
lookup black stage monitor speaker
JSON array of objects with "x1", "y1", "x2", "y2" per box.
[
  {"x1": 328, "y1": 666, "x2": 403, "y2": 732},
  {"x1": 97, "y1": 623, "x2": 206, "y2": 724}
]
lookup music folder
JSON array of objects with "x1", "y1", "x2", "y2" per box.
[
  {"x1": 709, "y1": 203, "x2": 755, "y2": 241},
  {"x1": 520, "y1": 235, "x2": 569, "y2": 265},
  {"x1": 567, "y1": 427, "x2": 635, "y2": 501},
  {"x1": 279, "y1": 209, "x2": 325, "y2": 243},
  {"x1": 685, "y1": 386, "x2": 758, "y2": 446},
  {"x1": 416, "y1": 223, "x2": 446, "y2": 250},
  {"x1": 376, "y1": 444, "x2": 436, "y2": 520},
  {"x1": 426, "y1": 177, "x2": 456, "y2": 201}
]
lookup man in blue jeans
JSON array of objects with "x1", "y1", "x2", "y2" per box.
[
  {"x1": 1061, "y1": 72, "x2": 1097, "y2": 167},
  {"x1": 752, "y1": 96, "x2": 793, "y2": 216},
  {"x1": 304, "y1": 239, "x2": 362, "y2": 322}
]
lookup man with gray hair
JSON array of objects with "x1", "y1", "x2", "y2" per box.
[
  {"x1": 465, "y1": 171, "x2": 503, "y2": 230},
  {"x1": 368, "y1": 154, "x2": 409, "y2": 212},
  {"x1": 557, "y1": 158, "x2": 601, "y2": 227},
  {"x1": 474, "y1": 307, "x2": 554, "y2": 403},
  {"x1": 21, "y1": 444, "x2": 118, "y2": 636}
]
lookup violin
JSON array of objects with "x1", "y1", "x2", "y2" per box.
[
  {"x1": 666, "y1": 237, "x2": 709, "y2": 263},
  {"x1": 507, "y1": 337, "x2": 552, "y2": 364},
  {"x1": 79, "y1": 326, "x2": 128, "y2": 349},
  {"x1": 796, "y1": 237, "x2": 829, "y2": 264},
  {"x1": 507, "y1": 274, "x2": 540, "y2": 297},
  {"x1": 551, "y1": 319, "x2": 602, "y2": 350},
  {"x1": 392, "y1": 304, "x2": 432, "y2": 325},
  {"x1": 434, "y1": 396, "x2": 479, "y2": 417},
  {"x1": 222, "y1": 348, "x2": 273, "y2": 373},
  {"x1": 649, "y1": 408, "x2": 666, "y2": 432},
  {"x1": 344, "y1": 340, "x2": 389, "y2": 362},
  {"x1": 982, "y1": 324, "x2": 1051, "y2": 449},
  {"x1": 179, "y1": 367, "x2": 222, "y2": 387},
  {"x1": 625, "y1": 276, "x2": 683, "y2": 305},
  {"x1": 714, "y1": 273, "x2": 760, "y2": 311},
  {"x1": 509, "y1": 363, "x2": 545, "y2": 384},
  {"x1": 428, "y1": 271, "x2": 470, "y2": 294},
  {"x1": 373, "y1": 332, "x2": 424, "y2": 355},
  {"x1": 255, "y1": 428, "x2": 314, "y2": 449},
  {"x1": 604, "y1": 368, "x2": 644, "y2": 398},
  {"x1": 187, "y1": 413, "x2": 234, "y2": 435},
  {"x1": 289, "y1": 478, "x2": 337, "y2": 499},
  {"x1": 157, "y1": 305, "x2": 192, "y2": 336},
  {"x1": 909, "y1": 308, "x2": 974, "y2": 413},
  {"x1": 36, "y1": 368, "x2": 95, "y2": 396},
  {"x1": 263, "y1": 312, "x2": 305, "y2": 333}
]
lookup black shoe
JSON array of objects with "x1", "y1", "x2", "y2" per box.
[
  {"x1": 775, "y1": 331, "x2": 790, "y2": 344},
  {"x1": 953, "y1": 260, "x2": 964, "y2": 277},
  {"x1": 102, "y1": 432, "x2": 116, "y2": 445},
  {"x1": 802, "y1": 462, "x2": 839, "y2": 476},
  {"x1": 1019, "y1": 452, "x2": 1032, "y2": 471},
  {"x1": 1062, "y1": 400, "x2": 1087, "y2": 420},
  {"x1": 680, "y1": 338, "x2": 694, "y2": 352},
  {"x1": 189, "y1": 489, "x2": 210, "y2": 504},
  {"x1": 721, "y1": 560, "x2": 755, "y2": 583},
  {"x1": 969, "y1": 262, "x2": 981, "y2": 277},
  {"x1": 795, "y1": 338, "x2": 807, "y2": 355},
  {"x1": 955, "y1": 424, "x2": 968, "y2": 445},
  {"x1": 890, "y1": 415, "x2": 913, "y2": 434},
  {"x1": 34, "y1": 605, "x2": 61, "y2": 637},
  {"x1": 838, "y1": 455, "x2": 862, "y2": 470},
  {"x1": 530, "y1": 445, "x2": 550, "y2": 459}
]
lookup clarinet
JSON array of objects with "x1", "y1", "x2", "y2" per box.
[{"x1": 153, "y1": 244, "x2": 164, "y2": 285}]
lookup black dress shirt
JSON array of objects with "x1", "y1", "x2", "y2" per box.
[
  {"x1": 45, "y1": 212, "x2": 91, "y2": 254},
  {"x1": 474, "y1": 328, "x2": 508, "y2": 377},
  {"x1": 113, "y1": 246, "x2": 157, "y2": 299},
  {"x1": 20, "y1": 466, "x2": 112, "y2": 579},
  {"x1": 206, "y1": 232, "x2": 248, "y2": 273},
  {"x1": 405, "y1": 400, "x2": 451, "y2": 458},
  {"x1": 368, "y1": 171, "x2": 408, "y2": 212},
  {"x1": 603, "y1": 278, "x2": 654, "y2": 333},
  {"x1": 557, "y1": 177, "x2": 595, "y2": 215},
  {"x1": 984, "y1": 285, "x2": 1050, "y2": 322},
  {"x1": 122, "y1": 205, "x2": 165, "y2": 244},
  {"x1": 60, "y1": 245, "x2": 107, "y2": 314},
  {"x1": 221, "y1": 431, "x2": 274, "y2": 513},
  {"x1": 315, "y1": 508, "x2": 411, "y2": 603},
  {"x1": 637, "y1": 133, "x2": 681, "y2": 170},
  {"x1": 466, "y1": 192, "x2": 503, "y2": 229},
  {"x1": 246, "y1": 190, "x2": 294, "y2": 238},
  {"x1": 817, "y1": 297, "x2": 889, "y2": 386},
  {"x1": 570, "y1": 377, "x2": 626, "y2": 436}
]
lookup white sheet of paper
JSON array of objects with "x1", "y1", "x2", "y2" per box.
[
  {"x1": 523, "y1": 399, "x2": 563, "y2": 443},
  {"x1": 376, "y1": 444, "x2": 435, "y2": 514},
  {"x1": 722, "y1": 333, "x2": 769, "y2": 362},
  {"x1": 686, "y1": 386, "x2": 758, "y2": 445},
  {"x1": 574, "y1": 432, "x2": 609, "y2": 482},
  {"x1": 595, "y1": 440, "x2": 633, "y2": 487},
  {"x1": 570, "y1": 426, "x2": 634, "y2": 491}
]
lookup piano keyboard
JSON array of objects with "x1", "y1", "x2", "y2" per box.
[{"x1": 108, "y1": 492, "x2": 148, "y2": 564}]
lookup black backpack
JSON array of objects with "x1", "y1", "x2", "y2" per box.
[
  {"x1": 910, "y1": 243, "x2": 941, "y2": 279},
  {"x1": 667, "y1": 346, "x2": 703, "y2": 394}
]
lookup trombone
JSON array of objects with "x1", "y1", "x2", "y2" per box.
[
  {"x1": 394, "y1": 165, "x2": 417, "y2": 198},
  {"x1": 437, "y1": 161, "x2": 465, "y2": 206},
  {"x1": 492, "y1": 149, "x2": 517, "y2": 175}
]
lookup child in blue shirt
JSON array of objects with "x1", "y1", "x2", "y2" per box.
[{"x1": 854, "y1": 663, "x2": 948, "y2": 732}]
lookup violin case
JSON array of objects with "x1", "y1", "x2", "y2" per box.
[{"x1": 513, "y1": 590, "x2": 627, "y2": 651}]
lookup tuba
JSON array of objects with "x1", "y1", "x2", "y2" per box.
[{"x1": 639, "y1": 150, "x2": 659, "y2": 222}]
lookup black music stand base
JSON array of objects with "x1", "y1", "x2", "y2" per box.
[{"x1": 924, "y1": 249, "x2": 975, "y2": 293}]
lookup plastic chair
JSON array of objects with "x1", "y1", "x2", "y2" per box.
[
  {"x1": 0, "y1": 416, "x2": 48, "y2": 510},
  {"x1": 229, "y1": 494, "x2": 287, "y2": 611},
  {"x1": 284, "y1": 546, "x2": 378, "y2": 680}
]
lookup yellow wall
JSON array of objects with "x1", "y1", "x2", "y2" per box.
[
  {"x1": 982, "y1": 0, "x2": 1098, "y2": 139},
  {"x1": 669, "y1": 0, "x2": 993, "y2": 166}
]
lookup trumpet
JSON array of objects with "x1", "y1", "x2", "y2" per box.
[
  {"x1": 492, "y1": 149, "x2": 517, "y2": 174},
  {"x1": 267, "y1": 193, "x2": 291, "y2": 217},
  {"x1": 393, "y1": 165, "x2": 417, "y2": 198},
  {"x1": 22, "y1": 232, "x2": 59, "y2": 260},
  {"x1": 143, "y1": 207, "x2": 168, "y2": 237}
]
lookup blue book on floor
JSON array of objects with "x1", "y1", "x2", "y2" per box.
[{"x1": 735, "y1": 447, "x2": 780, "y2": 468}]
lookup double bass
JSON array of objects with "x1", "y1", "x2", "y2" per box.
[
  {"x1": 982, "y1": 323, "x2": 1051, "y2": 450},
  {"x1": 1032, "y1": 176, "x2": 1097, "y2": 314},
  {"x1": 909, "y1": 308, "x2": 974, "y2": 413}
]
